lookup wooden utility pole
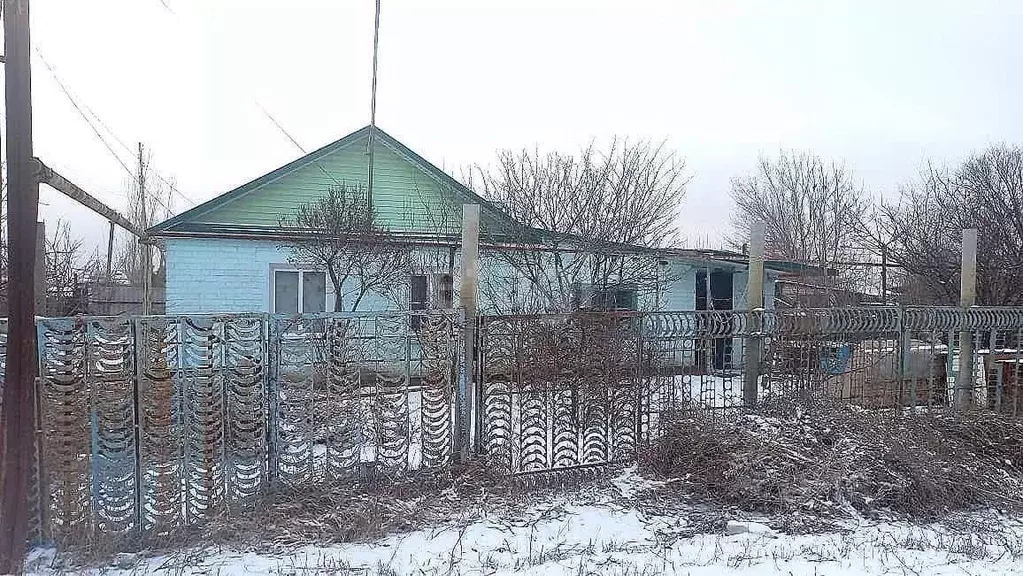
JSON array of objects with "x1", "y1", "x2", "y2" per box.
[
  {"x1": 105, "y1": 220, "x2": 115, "y2": 283},
  {"x1": 456, "y1": 204, "x2": 480, "y2": 461},
  {"x1": 955, "y1": 228, "x2": 978, "y2": 408},
  {"x1": 139, "y1": 143, "x2": 152, "y2": 315},
  {"x1": 0, "y1": 0, "x2": 40, "y2": 570},
  {"x1": 742, "y1": 221, "x2": 765, "y2": 408},
  {"x1": 34, "y1": 159, "x2": 143, "y2": 237}
]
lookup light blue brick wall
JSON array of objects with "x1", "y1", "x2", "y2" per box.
[
  {"x1": 166, "y1": 238, "x2": 411, "y2": 314},
  {"x1": 166, "y1": 238, "x2": 280, "y2": 313},
  {"x1": 166, "y1": 238, "x2": 760, "y2": 315}
]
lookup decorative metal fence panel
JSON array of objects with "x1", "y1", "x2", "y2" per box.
[
  {"x1": 29, "y1": 310, "x2": 461, "y2": 548},
  {"x1": 476, "y1": 307, "x2": 1023, "y2": 475},
  {"x1": 475, "y1": 315, "x2": 641, "y2": 476},
  {"x1": 10, "y1": 306, "x2": 1023, "y2": 545},
  {"x1": 268, "y1": 312, "x2": 460, "y2": 487}
]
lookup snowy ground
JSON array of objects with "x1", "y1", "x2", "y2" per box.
[{"x1": 24, "y1": 467, "x2": 1023, "y2": 576}]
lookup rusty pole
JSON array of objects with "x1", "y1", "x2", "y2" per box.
[
  {"x1": 0, "y1": 0, "x2": 40, "y2": 570},
  {"x1": 105, "y1": 220, "x2": 115, "y2": 283},
  {"x1": 139, "y1": 143, "x2": 152, "y2": 314}
]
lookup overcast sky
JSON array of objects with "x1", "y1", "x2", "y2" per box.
[{"x1": 19, "y1": 0, "x2": 1023, "y2": 254}]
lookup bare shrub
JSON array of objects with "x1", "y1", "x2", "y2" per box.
[{"x1": 644, "y1": 401, "x2": 1023, "y2": 519}]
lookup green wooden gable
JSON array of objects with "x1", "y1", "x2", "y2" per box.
[{"x1": 150, "y1": 126, "x2": 520, "y2": 240}]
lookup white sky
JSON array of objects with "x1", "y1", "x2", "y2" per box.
[{"x1": 18, "y1": 0, "x2": 1023, "y2": 254}]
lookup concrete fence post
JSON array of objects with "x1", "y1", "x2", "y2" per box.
[
  {"x1": 743, "y1": 221, "x2": 766, "y2": 408},
  {"x1": 955, "y1": 228, "x2": 978, "y2": 409},
  {"x1": 456, "y1": 204, "x2": 480, "y2": 461}
]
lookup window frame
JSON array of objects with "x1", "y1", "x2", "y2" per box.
[
  {"x1": 572, "y1": 283, "x2": 639, "y2": 311},
  {"x1": 270, "y1": 266, "x2": 331, "y2": 313}
]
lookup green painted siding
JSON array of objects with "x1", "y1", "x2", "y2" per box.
[{"x1": 194, "y1": 136, "x2": 502, "y2": 234}]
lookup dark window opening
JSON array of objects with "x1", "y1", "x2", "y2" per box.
[
  {"x1": 572, "y1": 284, "x2": 638, "y2": 311},
  {"x1": 695, "y1": 270, "x2": 735, "y2": 372},
  {"x1": 411, "y1": 274, "x2": 452, "y2": 330},
  {"x1": 410, "y1": 275, "x2": 428, "y2": 311}
]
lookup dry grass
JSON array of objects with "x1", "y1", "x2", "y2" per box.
[
  {"x1": 50, "y1": 458, "x2": 626, "y2": 570},
  {"x1": 643, "y1": 398, "x2": 1023, "y2": 520},
  {"x1": 195, "y1": 461, "x2": 510, "y2": 550}
]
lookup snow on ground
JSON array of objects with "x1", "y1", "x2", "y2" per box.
[{"x1": 24, "y1": 467, "x2": 1023, "y2": 575}]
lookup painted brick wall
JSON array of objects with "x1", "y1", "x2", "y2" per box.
[
  {"x1": 167, "y1": 237, "x2": 718, "y2": 315},
  {"x1": 167, "y1": 237, "x2": 448, "y2": 314},
  {"x1": 166, "y1": 238, "x2": 286, "y2": 314}
]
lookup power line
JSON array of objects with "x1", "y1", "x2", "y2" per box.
[
  {"x1": 257, "y1": 103, "x2": 307, "y2": 154},
  {"x1": 255, "y1": 100, "x2": 343, "y2": 187},
  {"x1": 35, "y1": 48, "x2": 196, "y2": 209},
  {"x1": 36, "y1": 50, "x2": 136, "y2": 180},
  {"x1": 367, "y1": 0, "x2": 382, "y2": 207}
]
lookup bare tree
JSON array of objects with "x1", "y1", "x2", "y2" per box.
[
  {"x1": 471, "y1": 138, "x2": 688, "y2": 313},
  {"x1": 730, "y1": 151, "x2": 870, "y2": 305},
  {"x1": 44, "y1": 220, "x2": 88, "y2": 316},
  {"x1": 882, "y1": 145, "x2": 1023, "y2": 306},
  {"x1": 279, "y1": 183, "x2": 412, "y2": 312}
]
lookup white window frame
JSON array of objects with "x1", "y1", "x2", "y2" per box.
[{"x1": 270, "y1": 267, "x2": 333, "y2": 313}]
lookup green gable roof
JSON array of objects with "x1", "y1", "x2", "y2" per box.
[{"x1": 149, "y1": 126, "x2": 521, "y2": 241}]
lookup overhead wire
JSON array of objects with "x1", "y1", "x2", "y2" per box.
[
  {"x1": 257, "y1": 102, "x2": 344, "y2": 188},
  {"x1": 35, "y1": 48, "x2": 196, "y2": 210}
]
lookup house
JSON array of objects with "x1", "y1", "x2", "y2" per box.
[{"x1": 149, "y1": 126, "x2": 782, "y2": 321}]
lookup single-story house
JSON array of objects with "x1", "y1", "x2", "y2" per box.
[{"x1": 148, "y1": 126, "x2": 783, "y2": 319}]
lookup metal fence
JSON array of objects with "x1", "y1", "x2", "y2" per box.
[
  {"x1": 29, "y1": 310, "x2": 462, "y2": 547},
  {"x1": 9, "y1": 305, "x2": 1023, "y2": 547},
  {"x1": 475, "y1": 307, "x2": 1023, "y2": 475}
]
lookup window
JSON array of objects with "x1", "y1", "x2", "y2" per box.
[
  {"x1": 273, "y1": 270, "x2": 327, "y2": 313},
  {"x1": 572, "y1": 284, "x2": 638, "y2": 311},
  {"x1": 410, "y1": 274, "x2": 453, "y2": 311},
  {"x1": 611, "y1": 288, "x2": 638, "y2": 311},
  {"x1": 410, "y1": 275, "x2": 428, "y2": 312},
  {"x1": 410, "y1": 274, "x2": 453, "y2": 330}
]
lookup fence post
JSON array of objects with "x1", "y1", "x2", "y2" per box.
[
  {"x1": 743, "y1": 221, "x2": 766, "y2": 408},
  {"x1": 456, "y1": 204, "x2": 480, "y2": 462},
  {"x1": 955, "y1": 228, "x2": 978, "y2": 409}
]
